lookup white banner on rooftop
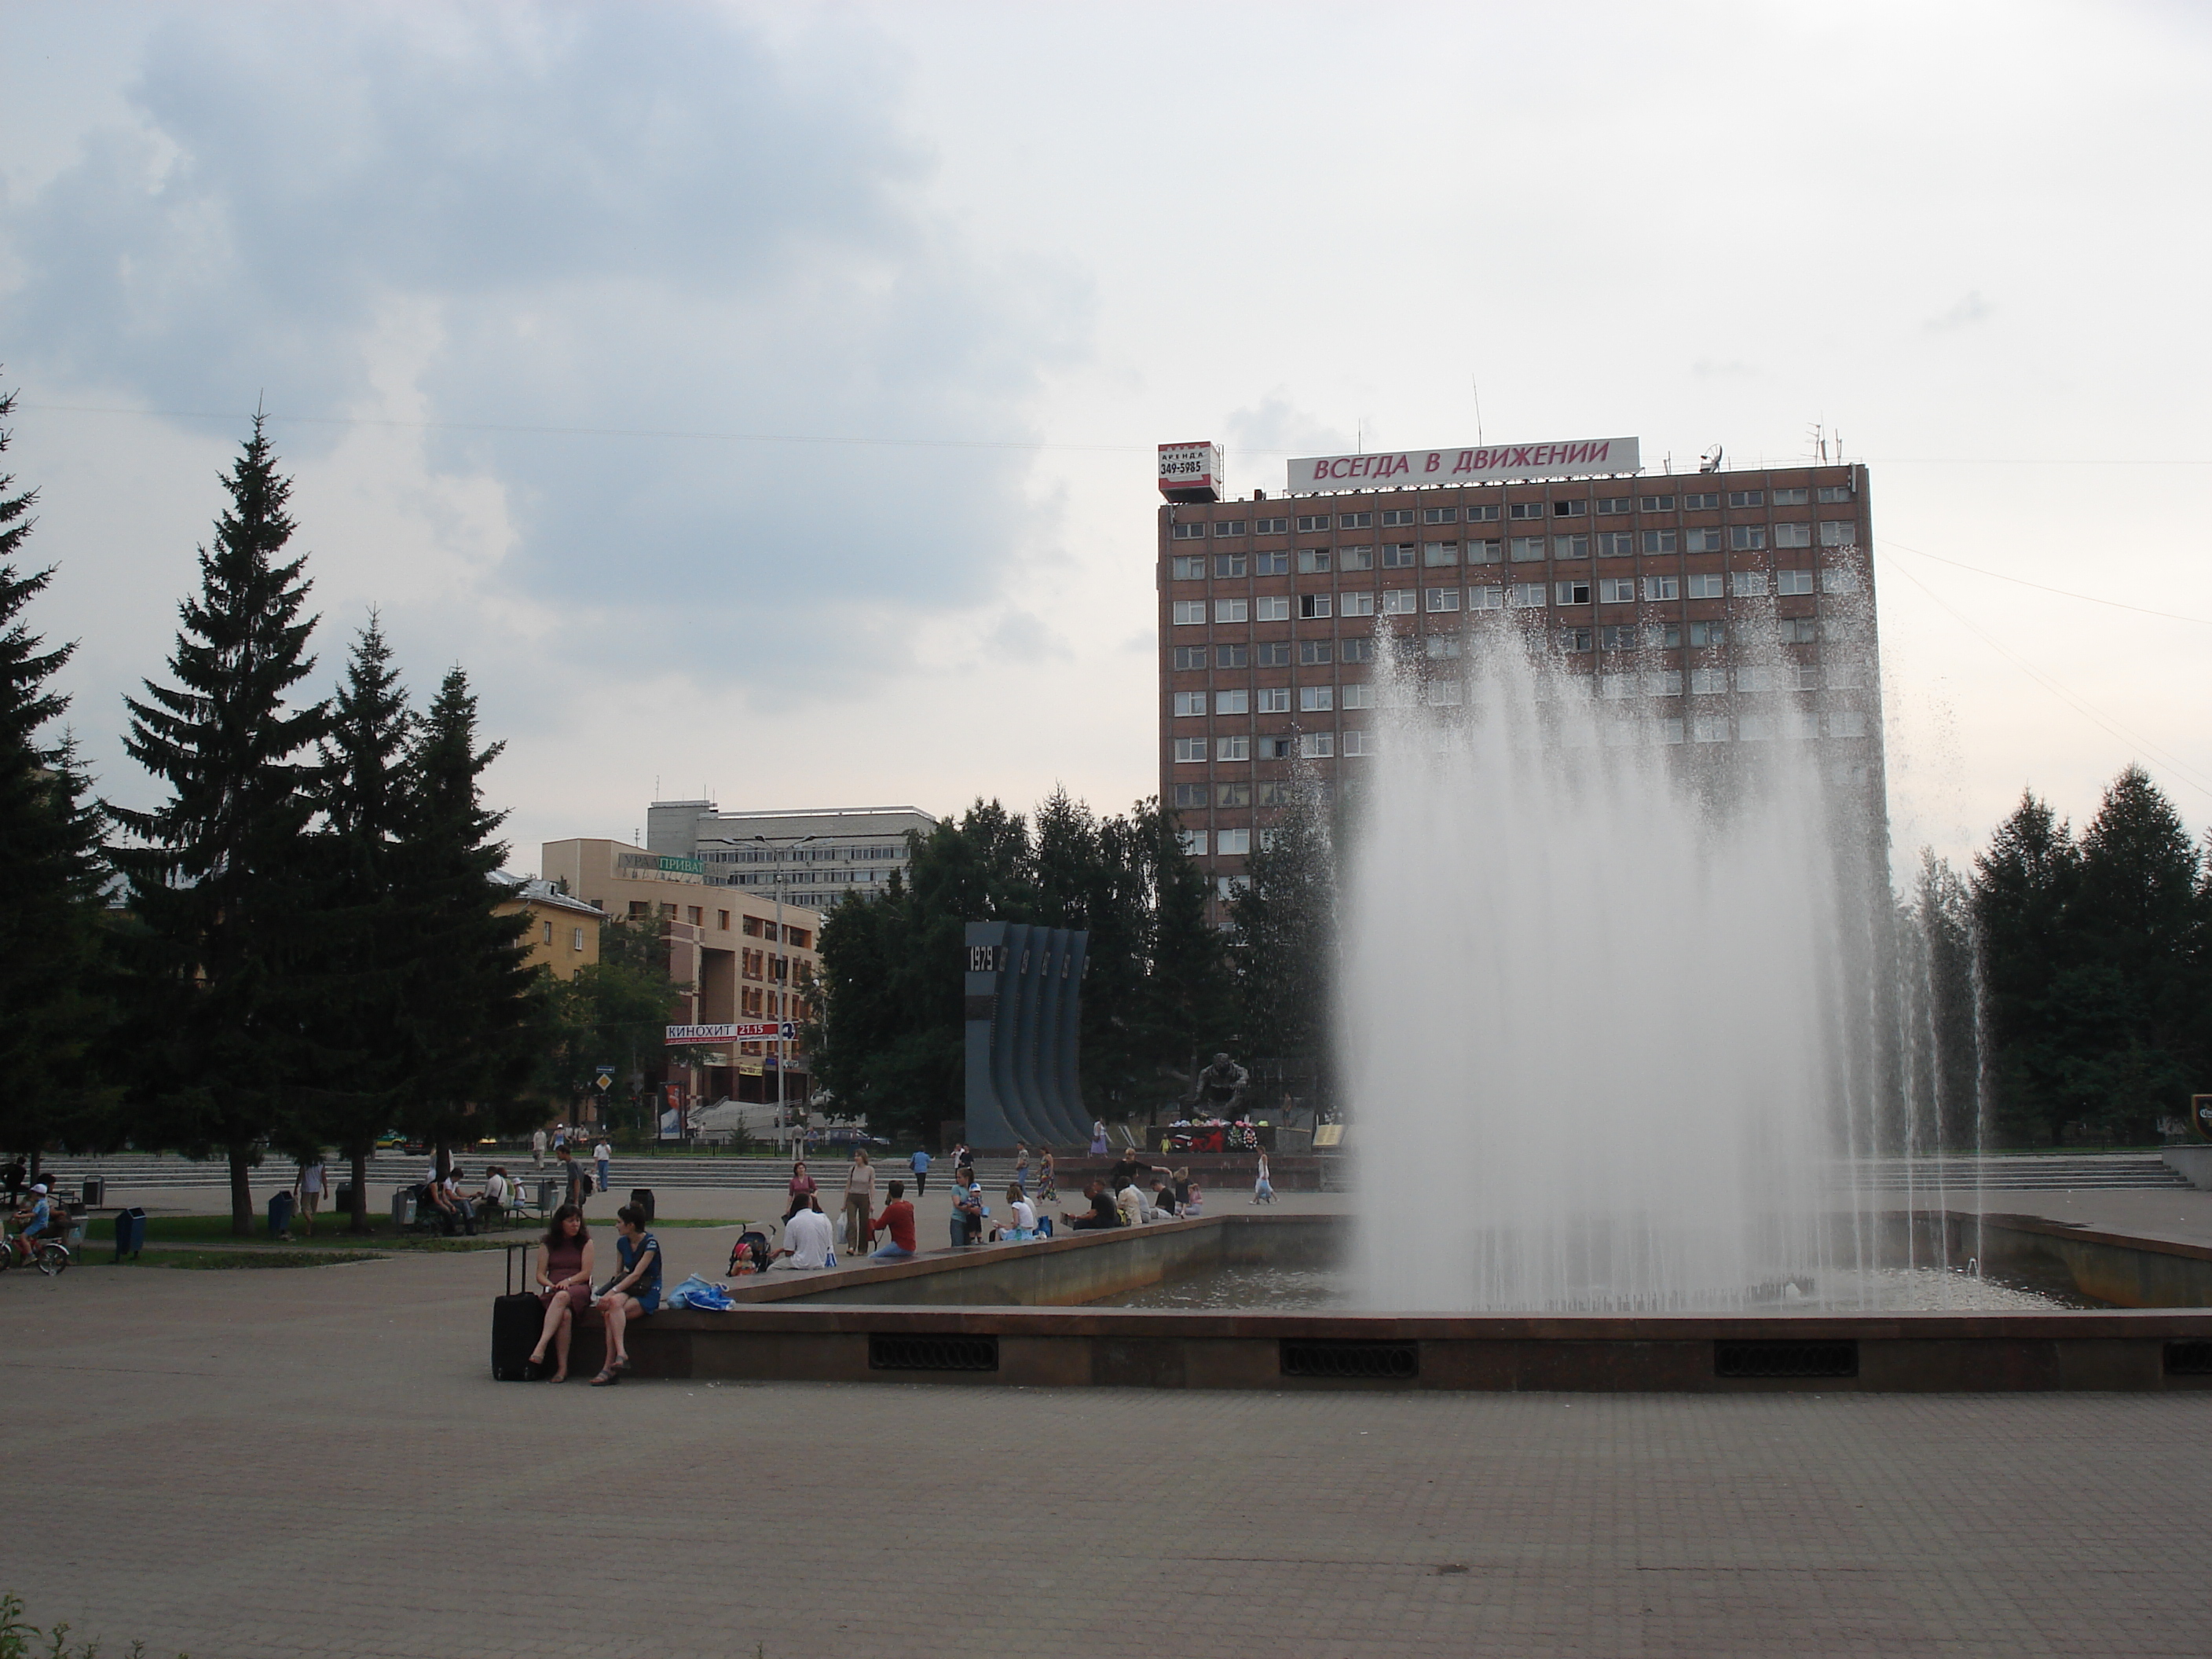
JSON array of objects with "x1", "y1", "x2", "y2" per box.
[{"x1": 1287, "y1": 437, "x2": 1639, "y2": 493}]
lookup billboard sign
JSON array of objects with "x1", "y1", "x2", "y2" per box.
[
  {"x1": 1287, "y1": 437, "x2": 1639, "y2": 494},
  {"x1": 617, "y1": 851, "x2": 705, "y2": 886},
  {"x1": 665, "y1": 1021, "x2": 797, "y2": 1046},
  {"x1": 1159, "y1": 441, "x2": 1224, "y2": 503}
]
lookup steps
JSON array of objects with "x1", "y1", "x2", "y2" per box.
[{"x1": 1855, "y1": 1153, "x2": 2192, "y2": 1191}]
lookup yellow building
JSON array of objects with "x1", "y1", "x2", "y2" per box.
[
  {"x1": 539, "y1": 839, "x2": 824, "y2": 1110},
  {"x1": 496, "y1": 877, "x2": 604, "y2": 980}
]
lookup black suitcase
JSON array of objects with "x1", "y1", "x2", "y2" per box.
[{"x1": 492, "y1": 1243, "x2": 540, "y2": 1381}]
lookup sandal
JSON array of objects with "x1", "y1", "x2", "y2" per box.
[
  {"x1": 612, "y1": 1355, "x2": 633, "y2": 1374},
  {"x1": 589, "y1": 1368, "x2": 621, "y2": 1386}
]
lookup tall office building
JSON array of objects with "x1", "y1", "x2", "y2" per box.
[
  {"x1": 646, "y1": 801, "x2": 937, "y2": 911},
  {"x1": 1155, "y1": 437, "x2": 1885, "y2": 909}
]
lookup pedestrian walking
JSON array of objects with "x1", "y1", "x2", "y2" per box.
[
  {"x1": 909, "y1": 1146, "x2": 931, "y2": 1196},
  {"x1": 841, "y1": 1148, "x2": 877, "y2": 1259},
  {"x1": 557, "y1": 1144, "x2": 591, "y2": 1210},
  {"x1": 531, "y1": 1127, "x2": 546, "y2": 1169},
  {"x1": 292, "y1": 1155, "x2": 328, "y2": 1237},
  {"x1": 1252, "y1": 1150, "x2": 1275, "y2": 1206},
  {"x1": 1013, "y1": 1142, "x2": 1030, "y2": 1192},
  {"x1": 1090, "y1": 1119, "x2": 1108, "y2": 1155},
  {"x1": 1037, "y1": 1148, "x2": 1057, "y2": 1203},
  {"x1": 592, "y1": 1137, "x2": 612, "y2": 1194}
]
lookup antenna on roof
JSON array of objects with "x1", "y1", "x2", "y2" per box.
[
  {"x1": 1471, "y1": 376, "x2": 1484, "y2": 447},
  {"x1": 1698, "y1": 445, "x2": 1723, "y2": 474}
]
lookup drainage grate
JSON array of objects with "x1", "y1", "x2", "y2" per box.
[
  {"x1": 868, "y1": 1335, "x2": 998, "y2": 1373},
  {"x1": 2164, "y1": 1340, "x2": 2212, "y2": 1376},
  {"x1": 1280, "y1": 1339, "x2": 1419, "y2": 1380},
  {"x1": 1714, "y1": 1339, "x2": 1858, "y2": 1379}
]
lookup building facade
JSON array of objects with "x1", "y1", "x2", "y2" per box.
[
  {"x1": 540, "y1": 838, "x2": 823, "y2": 1109},
  {"x1": 1156, "y1": 456, "x2": 1884, "y2": 906},
  {"x1": 646, "y1": 801, "x2": 937, "y2": 911},
  {"x1": 495, "y1": 877, "x2": 603, "y2": 981}
]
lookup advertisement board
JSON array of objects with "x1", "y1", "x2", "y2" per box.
[
  {"x1": 1159, "y1": 441, "x2": 1224, "y2": 503},
  {"x1": 1287, "y1": 437, "x2": 1639, "y2": 493},
  {"x1": 666, "y1": 1020, "x2": 792, "y2": 1046}
]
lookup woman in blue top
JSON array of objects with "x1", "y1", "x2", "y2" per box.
[{"x1": 590, "y1": 1203, "x2": 661, "y2": 1386}]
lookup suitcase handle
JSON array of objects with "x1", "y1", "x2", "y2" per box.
[{"x1": 505, "y1": 1242, "x2": 534, "y2": 1297}]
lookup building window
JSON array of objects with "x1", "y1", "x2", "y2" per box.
[
  {"x1": 1793, "y1": 664, "x2": 1822, "y2": 690},
  {"x1": 1215, "y1": 688, "x2": 1249, "y2": 715},
  {"x1": 1174, "y1": 646, "x2": 1206, "y2": 670},
  {"x1": 1596, "y1": 577, "x2": 1635, "y2": 603},
  {"x1": 1685, "y1": 528, "x2": 1724, "y2": 553},
  {"x1": 1296, "y1": 514, "x2": 1329, "y2": 532},
  {"x1": 742, "y1": 915, "x2": 764, "y2": 937},
  {"x1": 1381, "y1": 544, "x2": 1415, "y2": 568},
  {"x1": 1469, "y1": 584, "x2": 1505, "y2": 611},
  {"x1": 1776, "y1": 569, "x2": 1815, "y2": 595},
  {"x1": 1256, "y1": 551, "x2": 1289, "y2": 576},
  {"x1": 1822, "y1": 567, "x2": 1861, "y2": 594},
  {"x1": 1639, "y1": 494, "x2": 1675, "y2": 512},
  {"x1": 1643, "y1": 529, "x2": 1678, "y2": 555},
  {"x1": 1817, "y1": 485, "x2": 1853, "y2": 504},
  {"x1": 717, "y1": 910, "x2": 731, "y2": 931},
  {"x1": 1172, "y1": 782, "x2": 1207, "y2": 808},
  {"x1": 1299, "y1": 639, "x2": 1333, "y2": 665},
  {"x1": 1596, "y1": 496, "x2": 1633, "y2": 514},
  {"x1": 1560, "y1": 627, "x2": 1593, "y2": 652},
  {"x1": 1258, "y1": 687, "x2": 1291, "y2": 713},
  {"x1": 1686, "y1": 573, "x2": 1724, "y2": 599},
  {"x1": 1467, "y1": 503, "x2": 1502, "y2": 522},
  {"x1": 1342, "y1": 638, "x2": 1376, "y2": 662},
  {"x1": 1551, "y1": 499, "x2": 1588, "y2": 517},
  {"x1": 1171, "y1": 555, "x2": 1206, "y2": 580},
  {"x1": 1301, "y1": 731, "x2": 1335, "y2": 757},
  {"x1": 1172, "y1": 600, "x2": 1206, "y2": 625},
  {"x1": 1771, "y1": 487, "x2": 1809, "y2": 506},
  {"x1": 1726, "y1": 489, "x2": 1764, "y2": 508},
  {"x1": 1341, "y1": 591, "x2": 1375, "y2": 617},
  {"x1": 1643, "y1": 576, "x2": 1680, "y2": 601},
  {"x1": 1217, "y1": 828, "x2": 1252, "y2": 855},
  {"x1": 1729, "y1": 525, "x2": 1767, "y2": 551},
  {"x1": 1342, "y1": 729, "x2": 1374, "y2": 755},
  {"x1": 1217, "y1": 736, "x2": 1249, "y2": 760},
  {"x1": 1257, "y1": 642, "x2": 1291, "y2": 666},
  {"x1": 1426, "y1": 680, "x2": 1463, "y2": 706},
  {"x1": 1645, "y1": 669, "x2": 1683, "y2": 695},
  {"x1": 1730, "y1": 572, "x2": 1768, "y2": 598},
  {"x1": 573, "y1": 928, "x2": 586, "y2": 952},
  {"x1": 1599, "y1": 672, "x2": 1636, "y2": 699},
  {"x1": 1556, "y1": 577, "x2": 1592, "y2": 605},
  {"x1": 1426, "y1": 635, "x2": 1463, "y2": 659},
  {"x1": 542, "y1": 920, "x2": 554, "y2": 945},
  {"x1": 1423, "y1": 507, "x2": 1459, "y2": 524},
  {"x1": 1818, "y1": 521, "x2": 1857, "y2": 546},
  {"x1": 1342, "y1": 683, "x2": 1377, "y2": 708},
  {"x1": 1214, "y1": 520, "x2": 1247, "y2": 537},
  {"x1": 1214, "y1": 553, "x2": 1247, "y2": 579},
  {"x1": 1467, "y1": 539, "x2": 1503, "y2": 565},
  {"x1": 1260, "y1": 734, "x2": 1294, "y2": 759},
  {"x1": 628, "y1": 900, "x2": 650, "y2": 919},
  {"x1": 1173, "y1": 691, "x2": 1205, "y2": 716},
  {"x1": 1689, "y1": 621, "x2": 1725, "y2": 646},
  {"x1": 1689, "y1": 667, "x2": 1728, "y2": 694},
  {"x1": 1735, "y1": 665, "x2": 1774, "y2": 693},
  {"x1": 1426, "y1": 587, "x2": 1463, "y2": 612},
  {"x1": 1595, "y1": 532, "x2": 1633, "y2": 557},
  {"x1": 1684, "y1": 492, "x2": 1719, "y2": 511},
  {"x1": 1509, "y1": 582, "x2": 1547, "y2": 607},
  {"x1": 1380, "y1": 509, "x2": 1417, "y2": 526},
  {"x1": 1338, "y1": 511, "x2": 1373, "y2": 529},
  {"x1": 1174, "y1": 738, "x2": 1206, "y2": 762},
  {"x1": 1298, "y1": 593, "x2": 1333, "y2": 619},
  {"x1": 1215, "y1": 644, "x2": 1248, "y2": 668},
  {"x1": 1217, "y1": 875, "x2": 1251, "y2": 899},
  {"x1": 1693, "y1": 715, "x2": 1729, "y2": 743},
  {"x1": 1254, "y1": 516, "x2": 1288, "y2": 533},
  {"x1": 1171, "y1": 522, "x2": 1207, "y2": 540},
  {"x1": 1554, "y1": 533, "x2": 1590, "y2": 559},
  {"x1": 1339, "y1": 546, "x2": 1375, "y2": 570},
  {"x1": 1256, "y1": 595, "x2": 1291, "y2": 621},
  {"x1": 1297, "y1": 548, "x2": 1332, "y2": 573},
  {"x1": 1509, "y1": 537, "x2": 1545, "y2": 562},
  {"x1": 1507, "y1": 502, "x2": 1545, "y2": 520},
  {"x1": 1300, "y1": 685, "x2": 1334, "y2": 712},
  {"x1": 1423, "y1": 542, "x2": 1459, "y2": 566},
  {"x1": 1782, "y1": 617, "x2": 1818, "y2": 643},
  {"x1": 1599, "y1": 624, "x2": 1636, "y2": 649},
  {"x1": 1381, "y1": 589, "x2": 1417, "y2": 614},
  {"x1": 1774, "y1": 522, "x2": 1812, "y2": 548},
  {"x1": 1830, "y1": 710, "x2": 1869, "y2": 737},
  {"x1": 1178, "y1": 829, "x2": 1207, "y2": 857},
  {"x1": 1738, "y1": 712, "x2": 1774, "y2": 741},
  {"x1": 1217, "y1": 782, "x2": 1251, "y2": 807}
]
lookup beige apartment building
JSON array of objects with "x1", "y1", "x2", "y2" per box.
[
  {"x1": 540, "y1": 838, "x2": 823, "y2": 1110},
  {"x1": 495, "y1": 877, "x2": 603, "y2": 980}
]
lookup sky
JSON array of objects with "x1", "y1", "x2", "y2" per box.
[{"x1": 2, "y1": 0, "x2": 2207, "y2": 878}]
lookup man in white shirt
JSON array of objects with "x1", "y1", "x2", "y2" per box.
[
  {"x1": 532, "y1": 1128, "x2": 547, "y2": 1168},
  {"x1": 773, "y1": 1196, "x2": 837, "y2": 1269},
  {"x1": 592, "y1": 1138, "x2": 613, "y2": 1194}
]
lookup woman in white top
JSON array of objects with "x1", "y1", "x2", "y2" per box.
[
  {"x1": 994, "y1": 1184, "x2": 1039, "y2": 1242},
  {"x1": 292, "y1": 1156, "x2": 327, "y2": 1237},
  {"x1": 841, "y1": 1149, "x2": 877, "y2": 1259}
]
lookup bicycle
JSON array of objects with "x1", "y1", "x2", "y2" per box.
[{"x1": 0, "y1": 1225, "x2": 71, "y2": 1276}]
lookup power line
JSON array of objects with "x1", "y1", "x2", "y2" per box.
[
  {"x1": 1876, "y1": 551, "x2": 2212, "y2": 802},
  {"x1": 1881, "y1": 537, "x2": 2212, "y2": 627}
]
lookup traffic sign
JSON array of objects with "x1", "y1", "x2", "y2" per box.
[{"x1": 593, "y1": 1065, "x2": 615, "y2": 1093}]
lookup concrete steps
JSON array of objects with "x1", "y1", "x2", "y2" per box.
[{"x1": 1856, "y1": 1153, "x2": 2192, "y2": 1191}]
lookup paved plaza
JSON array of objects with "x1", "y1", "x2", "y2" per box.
[{"x1": 4, "y1": 1234, "x2": 2211, "y2": 1659}]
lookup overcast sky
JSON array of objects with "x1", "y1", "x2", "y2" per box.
[{"x1": 2, "y1": 0, "x2": 2207, "y2": 877}]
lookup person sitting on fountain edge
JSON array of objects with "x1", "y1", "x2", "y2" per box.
[{"x1": 1062, "y1": 1180, "x2": 1121, "y2": 1231}]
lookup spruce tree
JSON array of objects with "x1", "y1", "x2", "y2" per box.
[
  {"x1": 0, "y1": 385, "x2": 114, "y2": 1166},
  {"x1": 1143, "y1": 797, "x2": 1232, "y2": 1099},
  {"x1": 1229, "y1": 778, "x2": 1337, "y2": 1084},
  {"x1": 109, "y1": 418, "x2": 330, "y2": 1233},
  {"x1": 312, "y1": 617, "x2": 416, "y2": 1230},
  {"x1": 390, "y1": 667, "x2": 543, "y2": 1174}
]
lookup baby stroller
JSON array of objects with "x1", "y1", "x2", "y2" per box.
[{"x1": 728, "y1": 1225, "x2": 773, "y2": 1277}]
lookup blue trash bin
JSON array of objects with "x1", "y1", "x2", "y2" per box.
[
  {"x1": 114, "y1": 1207, "x2": 146, "y2": 1261},
  {"x1": 267, "y1": 1189, "x2": 295, "y2": 1238}
]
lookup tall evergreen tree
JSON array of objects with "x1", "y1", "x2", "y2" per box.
[
  {"x1": 1972, "y1": 790, "x2": 2082, "y2": 1143},
  {"x1": 1141, "y1": 798, "x2": 1232, "y2": 1096},
  {"x1": 311, "y1": 617, "x2": 416, "y2": 1230},
  {"x1": 389, "y1": 667, "x2": 544, "y2": 1173},
  {"x1": 0, "y1": 385, "x2": 114, "y2": 1165},
  {"x1": 109, "y1": 419, "x2": 330, "y2": 1233},
  {"x1": 1229, "y1": 778, "x2": 1337, "y2": 1081}
]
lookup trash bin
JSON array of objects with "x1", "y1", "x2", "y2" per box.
[
  {"x1": 537, "y1": 1179, "x2": 558, "y2": 1216},
  {"x1": 113, "y1": 1207, "x2": 146, "y2": 1261},
  {"x1": 335, "y1": 1181, "x2": 355, "y2": 1213},
  {"x1": 391, "y1": 1189, "x2": 416, "y2": 1228},
  {"x1": 267, "y1": 1189, "x2": 295, "y2": 1237},
  {"x1": 628, "y1": 1187, "x2": 655, "y2": 1221},
  {"x1": 81, "y1": 1175, "x2": 104, "y2": 1207}
]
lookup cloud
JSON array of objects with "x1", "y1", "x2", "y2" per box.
[
  {"x1": 0, "y1": 3, "x2": 1087, "y2": 694},
  {"x1": 1924, "y1": 290, "x2": 1995, "y2": 332}
]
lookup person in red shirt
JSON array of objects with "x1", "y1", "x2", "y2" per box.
[{"x1": 868, "y1": 1179, "x2": 918, "y2": 1260}]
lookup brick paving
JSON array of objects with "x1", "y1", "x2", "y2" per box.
[{"x1": 3, "y1": 1249, "x2": 2210, "y2": 1657}]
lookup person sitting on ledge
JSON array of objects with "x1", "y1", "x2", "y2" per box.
[
  {"x1": 773, "y1": 1194, "x2": 837, "y2": 1269},
  {"x1": 992, "y1": 1183, "x2": 1038, "y2": 1243},
  {"x1": 1115, "y1": 1178, "x2": 1147, "y2": 1228},
  {"x1": 870, "y1": 1180, "x2": 917, "y2": 1260},
  {"x1": 1062, "y1": 1180, "x2": 1120, "y2": 1231},
  {"x1": 527, "y1": 1204, "x2": 594, "y2": 1382},
  {"x1": 1148, "y1": 1177, "x2": 1180, "y2": 1221},
  {"x1": 589, "y1": 1203, "x2": 662, "y2": 1386}
]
